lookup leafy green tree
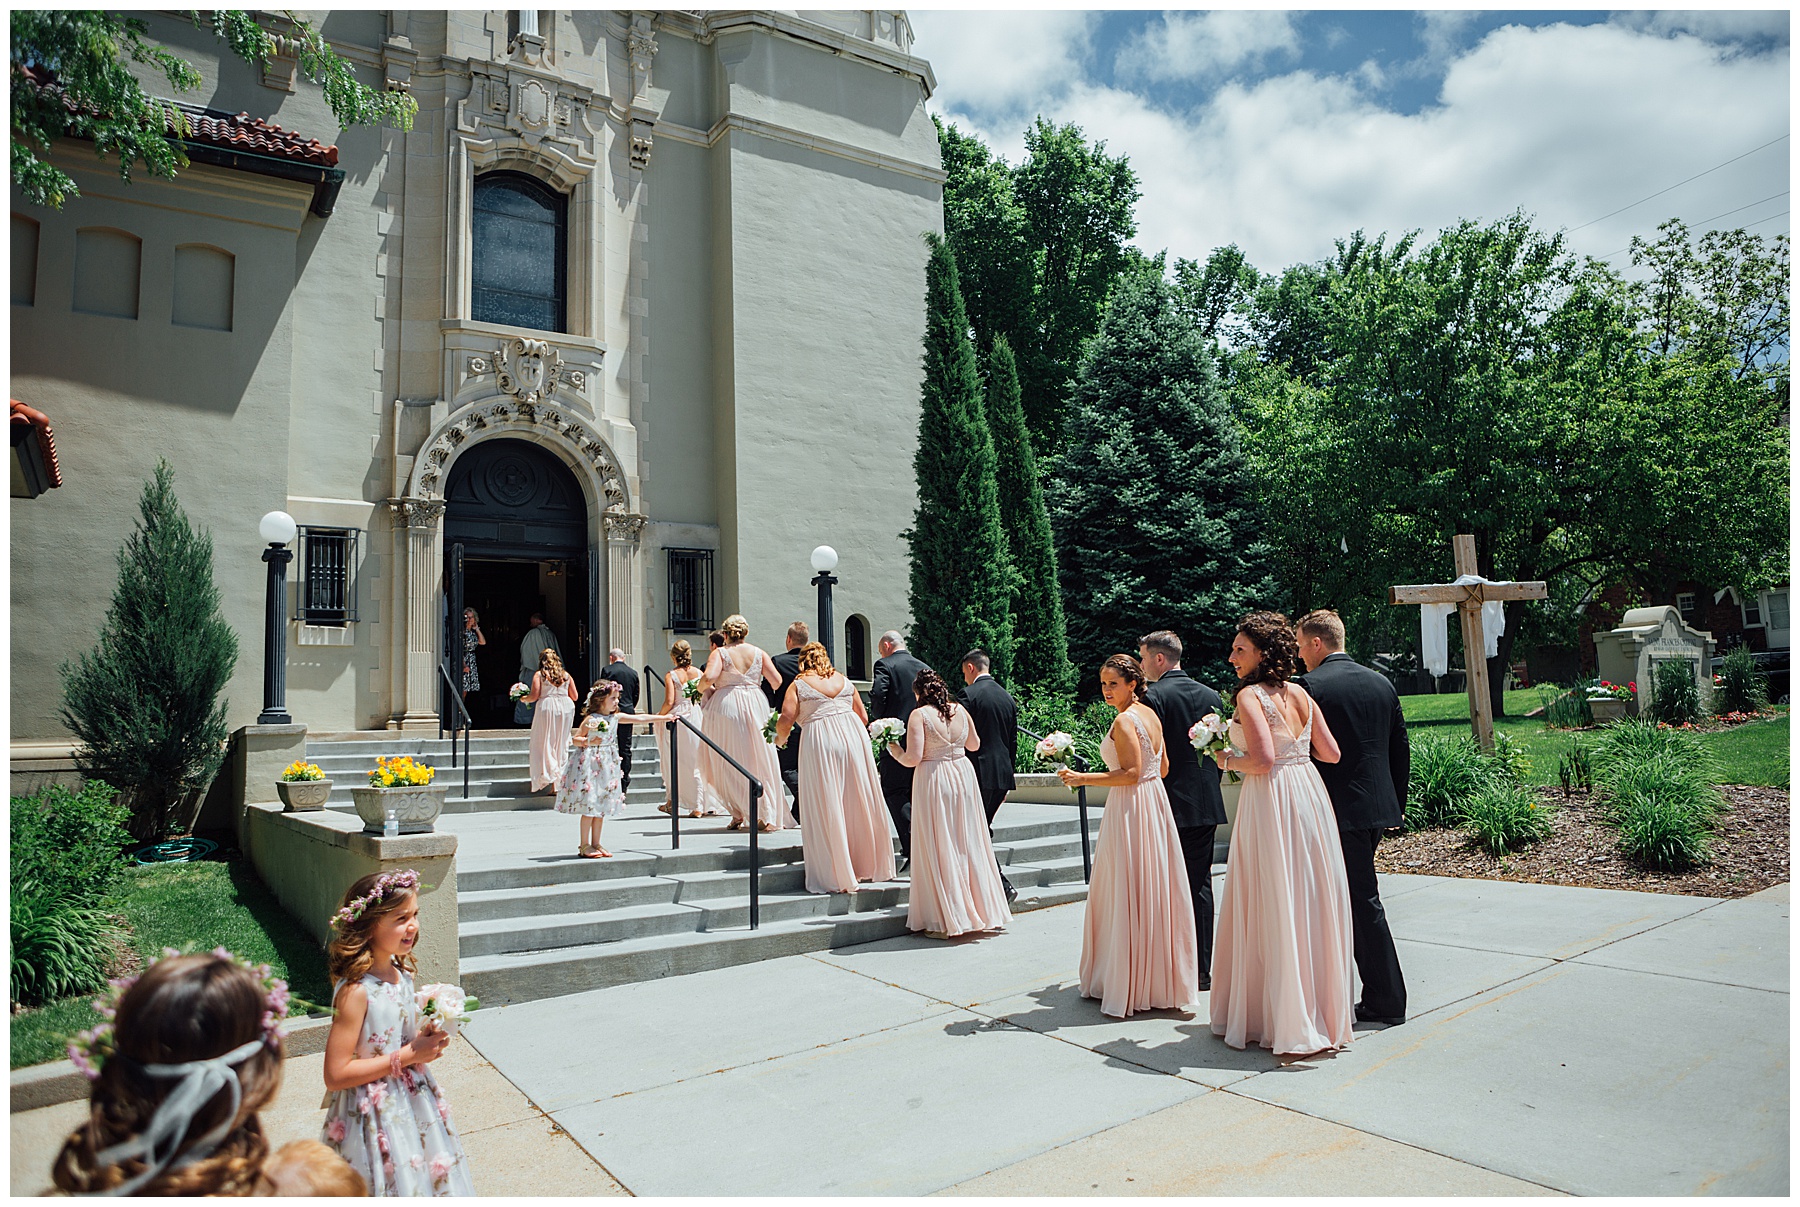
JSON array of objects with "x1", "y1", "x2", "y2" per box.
[
  {"x1": 936, "y1": 116, "x2": 1036, "y2": 381},
  {"x1": 1173, "y1": 244, "x2": 1258, "y2": 346},
  {"x1": 12, "y1": 10, "x2": 416, "y2": 209},
  {"x1": 905, "y1": 235, "x2": 1015, "y2": 681},
  {"x1": 984, "y1": 335, "x2": 1075, "y2": 694},
  {"x1": 1049, "y1": 273, "x2": 1277, "y2": 690},
  {"x1": 60, "y1": 462, "x2": 239, "y2": 841}
]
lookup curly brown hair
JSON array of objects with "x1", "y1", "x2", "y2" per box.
[
  {"x1": 796, "y1": 641, "x2": 833, "y2": 678},
  {"x1": 721, "y1": 614, "x2": 750, "y2": 642},
  {"x1": 52, "y1": 955, "x2": 283, "y2": 1196},
  {"x1": 912, "y1": 668, "x2": 954, "y2": 720},
  {"x1": 539, "y1": 647, "x2": 567, "y2": 686},
  {"x1": 1100, "y1": 653, "x2": 1148, "y2": 701},
  {"x1": 1235, "y1": 610, "x2": 1299, "y2": 685},
  {"x1": 325, "y1": 872, "x2": 419, "y2": 987}
]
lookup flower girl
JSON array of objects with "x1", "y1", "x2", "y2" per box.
[
  {"x1": 557, "y1": 679, "x2": 665, "y2": 857},
  {"x1": 320, "y1": 870, "x2": 474, "y2": 1196}
]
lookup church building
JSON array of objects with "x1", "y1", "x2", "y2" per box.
[{"x1": 11, "y1": 9, "x2": 940, "y2": 769}]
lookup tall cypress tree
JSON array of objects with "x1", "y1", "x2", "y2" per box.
[
  {"x1": 60, "y1": 461, "x2": 238, "y2": 840},
  {"x1": 984, "y1": 335, "x2": 1075, "y2": 695},
  {"x1": 1048, "y1": 273, "x2": 1276, "y2": 691},
  {"x1": 905, "y1": 234, "x2": 1015, "y2": 681}
]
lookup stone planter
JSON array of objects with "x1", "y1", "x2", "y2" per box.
[
  {"x1": 350, "y1": 785, "x2": 448, "y2": 835},
  {"x1": 275, "y1": 778, "x2": 333, "y2": 812},
  {"x1": 1588, "y1": 697, "x2": 1630, "y2": 725}
]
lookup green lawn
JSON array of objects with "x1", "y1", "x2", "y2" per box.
[
  {"x1": 10, "y1": 861, "x2": 330, "y2": 1069},
  {"x1": 1400, "y1": 690, "x2": 1546, "y2": 724}
]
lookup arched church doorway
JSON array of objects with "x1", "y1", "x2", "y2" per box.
[{"x1": 443, "y1": 438, "x2": 596, "y2": 728}]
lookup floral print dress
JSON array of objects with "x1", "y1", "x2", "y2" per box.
[
  {"x1": 556, "y1": 713, "x2": 627, "y2": 817},
  {"x1": 460, "y1": 628, "x2": 480, "y2": 695},
  {"x1": 321, "y1": 970, "x2": 475, "y2": 1197}
]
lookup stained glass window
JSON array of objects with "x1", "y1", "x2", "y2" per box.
[{"x1": 472, "y1": 171, "x2": 566, "y2": 332}]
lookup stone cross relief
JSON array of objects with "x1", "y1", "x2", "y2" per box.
[{"x1": 468, "y1": 338, "x2": 585, "y2": 405}]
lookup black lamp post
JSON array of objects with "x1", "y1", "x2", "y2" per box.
[
  {"x1": 258, "y1": 510, "x2": 297, "y2": 725},
  {"x1": 810, "y1": 545, "x2": 838, "y2": 664}
]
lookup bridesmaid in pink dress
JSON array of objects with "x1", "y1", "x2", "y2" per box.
[
  {"x1": 886, "y1": 670, "x2": 1010, "y2": 938},
  {"x1": 775, "y1": 641, "x2": 896, "y2": 892},
  {"x1": 1209, "y1": 611, "x2": 1356, "y2": 1060},
  {"x1": 524, "y1": 648, "x2": 578, "y2": 793},
  {"x1": 697, "y1": 615, "x2": 795, "y2": 833},
  {"x1": 1060, "y1": 654, "x2": 1200, "y2": 1018},
  {"x1": 655, "y1": 639, "x2": 724, "y2": 818}
]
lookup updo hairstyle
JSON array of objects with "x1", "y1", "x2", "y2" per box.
[
  {"x1": 670, "y1": 640, "x2": 693, "y2": 669},
  {"x1": 1235, "y1": 611, "x2": 1300, "y2": 685},
  {"x1": 912, "y1": 668, "x2": 953, "y2": 720},
  {"x1": 721, "y1": 615, "x2": 750, "y2": 642},
  {"x1": 1100, "y1": 653, "x2": 1148, "y2": 702},
  {"x1": 796, "y1": 641, "x2": 833, "y2": 678}
]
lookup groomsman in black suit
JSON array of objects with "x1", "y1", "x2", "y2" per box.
[
  {"x1": 1295, "y1": 609, "x2": 1410, "y2": 1026},
  {"x1": 600, "y1": 650, "x2": 640, "y2": 791},
  {"x1": 870, "y1": 630, "x2": 925, "y2": 867},
  {"x1": 959, "y1": 649, "x2": 1020, "y2": 904},
  {"x1": 1139, "y1": 630, "x2": 1228, "y2": 991},
  {"x1": 764, "y1": 621, "x2": 808, "y2": 825}
]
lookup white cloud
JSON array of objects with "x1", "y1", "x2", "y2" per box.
[
  {"x1": 1117, "y1": 11, "x2": 1300, "y2": 82},
  {"x1": 1610, "y1": 10, "x2": 1790, "y2": 43},
  {"x1": 916, "y1": 16, "x2": 1789, "y2": 274},
  {"x1": 908, "y1": 9, "x2": 1094, "y2": 122}
]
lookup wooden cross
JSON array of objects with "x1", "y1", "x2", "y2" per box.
[{"x1": 1387, "y1": 534, "x2": 1548, "y2": 750}]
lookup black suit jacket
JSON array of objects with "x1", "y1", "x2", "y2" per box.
[
  {"x1": 870, "y1": 650, "x2": 926, "y2": 795},
  {"x1": 1143, "y1": 668, "x2": 1228, "y2": 828},
  {"x1": 959, "y1": 674, "x2": 1018, "y2": 794},
  {"x1": 765, "y1": 648, "x2": 803, "y2": 773},
  {"x1": 600, "y1": 661, "x2": 640, "y2": 712},
  {"x1": 1297, "y1": 652, "x2": 1410, "y2": 831}
]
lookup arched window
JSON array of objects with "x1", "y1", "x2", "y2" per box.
[
  {"x1": 844, "y1": 614, "x2": 870, "y2": 680},
  {"x1": 472, "y1": 171, "x2": 566, "y2": 333}
]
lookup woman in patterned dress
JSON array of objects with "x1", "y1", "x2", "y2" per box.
[{"x1": 459, "y1": 608, "x2": 484, "y2": 707}]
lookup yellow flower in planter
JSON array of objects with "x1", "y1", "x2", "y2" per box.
[
  {"x1": 368, "y1": 755, "x2": 436, "y2": 787},
  {"x1": 282, "y1": 761, "x2": 325, "y2": 782}
]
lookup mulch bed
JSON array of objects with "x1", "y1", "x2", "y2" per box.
[{"x1": 1376, "y1": 784, "x2": 1791, "y2": 898}]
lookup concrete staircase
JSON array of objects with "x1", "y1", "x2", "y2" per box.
[{"x1": 304, "y1": 730, "x2": 1098, "y2": 1008}]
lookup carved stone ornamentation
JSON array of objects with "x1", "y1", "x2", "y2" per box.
[
  {"x1": 494, "y1": 338, "x2": 562, "y2": 404},
  {"x1": 630, "y1": 130, "x2": 654, "y2": 170},
  {"x1": 414, "y1": 399, "x2": 630, "y2": 510},
  {"x1": 603, "y1": 512, "x2": 648, "y2": 546},
  {"x1": 387, "y1": 497, "x2": 448, "y2": 529},
  {"x1": 565, "y1": 370, "x2": 586, "y2": 391},
  {"x1": 516, "y1": 79, "x2": 552, "y2": 131},
  {"x1": 628, "y1": 22, "x2": 658, "y2": 98},
  {"x1": 467, "y1": 355, "x2": 491, "y2": 376}
]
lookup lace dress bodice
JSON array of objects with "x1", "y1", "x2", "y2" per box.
[
  {"x1": 917, "y1": 706, "x2": 970, "y2": 763},
  {"x1": 715, "y1": 646, "x2": 767, "y2": 690},
  {"x1": 794, "y1": 677, "x2": 857, "y2": 725},
  {"x1": 1100, "y1": 710, "x2": 1162, "y2": 783},
  {"x1": 1254, "y1": 685, "x2": 1313, "y2": 766}
]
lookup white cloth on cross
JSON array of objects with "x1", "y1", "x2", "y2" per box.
[{"x1": 1420, "y1": 574, "x2": 1511, "y2": 677}]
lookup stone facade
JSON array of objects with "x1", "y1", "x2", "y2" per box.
[{"x1": 11, "y1": 10, "x2": 940, "y2": 753}]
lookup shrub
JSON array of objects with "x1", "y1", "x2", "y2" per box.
[
  {"x1": 1646, "y1": 659, "x2": 1703, "y2": 726},
  {"x1": 1407, "y1": 733, "x2": 1495, "y2": 829},
  {"x1": 1486, "y1": 731, "x2": 1532, "y2": 786},
  {"x1": 1541, "y1": 682, "x2": 1594, "y2": 729},
  {"x1": 10, "y1": 781, "x2": 133, "y2": 906},
  {"x1": 1015, "y1": 689, "x2": 1108, "y2": 771},
  {"x1": 1600, "y1": 746, "x2": 1724, "y2": 871},
  {"x1": 1556, "y1": 740, "x2": 1593, "y2": 795},
  {"x1": 9, "y1": 882, "x2": 123, "y2": 1007},
  {"x1": 1612, "y1": 790, "x2": 1713, "y2": 870},
  {"x1": 1460, "y1": 781, "x2": 1554, "y2": 855},
  {"x1": 1589, "y1": 717, "x2": 1715, "y2": 786},
  {"x1": 1604, "y1": 752, "x2": 1724, "y2": 823},
  {"x1": 1713, "y1": 646, "x2": 1769, "y2": 715}
]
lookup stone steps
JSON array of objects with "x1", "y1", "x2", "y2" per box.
[{"x1": 307, "y1": 732, "x2": 670, "y2": 812}]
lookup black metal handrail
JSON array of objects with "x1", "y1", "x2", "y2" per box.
[
  {"x1": 668, "y1": 714, "x2": 767, "y2": 929},
  {"x1": 642, "y1": 663, "x2": 675, "y2": 849},
  {"x1": 436, "y1": 660, "x2": 472, "y2": 804},
  {"x1": 1017, "y1": 724, "x2": 1094, "y2": 883}
]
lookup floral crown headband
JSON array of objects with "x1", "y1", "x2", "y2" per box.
[
  {"x1": 331, "y1": 869, "x2": 421, "y2": 929},
  {"x1": 68, "y1": 948, "x2": 290, "y2": 1084},
  {"x1": 588, "y1": 680, "x2": 623, "y2": 700}
]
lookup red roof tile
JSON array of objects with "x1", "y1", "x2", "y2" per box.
[{"x1": 11, "y1": 400, "x2": 64, "y2": 490}]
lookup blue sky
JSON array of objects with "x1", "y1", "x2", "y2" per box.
[{"x1": 910, "y1": 9, "x2": 1790, "y2": 272}]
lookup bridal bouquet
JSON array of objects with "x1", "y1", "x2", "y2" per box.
[
  {"x1": 762, "y1": 712, "x2": 781, "y2": 745},
  {"x1": 1034, "y1": 731, "x2": 1075, "y2": 767},
  {"x1": 1189, "y1": 713, "x2": 1241, "y2": 784},
  {"x1": 508, "y1": 683, "x2": 531, "y2": 703},
  {"x1": 415, "y1": 983, "x2": 480, "y2": 1038},
  {"x1": 868, "y1": 717, "x2": 905, "y2": 761},
  {"x1": 681, "y1": 676, "x2": 704, "y2": 704}
]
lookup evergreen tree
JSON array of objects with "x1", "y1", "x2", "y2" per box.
[
  {"x1": 1048, "y1": 274, "x2": 1276, "y2": 691},
  {"x1": 905, "y1": 234, "x2": 1015, "y2": 682},
  {"x1": 60, "y1": 461, "x2": 239, "y2": 840},
  {"x1": 983, "y1": 335, "x2": 1076, "y2": 695}
]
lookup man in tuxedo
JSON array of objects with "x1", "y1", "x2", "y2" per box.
[
  {"x1": 1295, "y1": 609, "x2": 1410, "y2": 1026},
  {"x1": 869, "y1": 630, "x2": 925, "y2": 868},
  {"x1": 599, "y1": 649, "x2": 640, "y2": 792},
  {"x1": 1138, "y1": 630, "x2": 1227, "y2": 991},
  {"x1": 764, "y1": 621, "x2": 808, "y2": 825},
  {"x1": 959, "y1": 649, "x2": 1020, "y2": 904}
]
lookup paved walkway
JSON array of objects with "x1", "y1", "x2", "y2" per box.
[{"x1": 12, "y1": 875, "x2": 1787, "y2": 1196}]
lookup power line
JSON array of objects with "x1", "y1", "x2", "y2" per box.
[
  {"x1": 1598, "y1": 206, "x2": 1790, "y2": 261},
  {"x1": 1569, "y1": 133, "x2": 1788, "y2": 233}
]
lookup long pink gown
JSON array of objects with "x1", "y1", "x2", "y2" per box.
[
  {"x1": 1078, "y1": 710, "x2": 1200, "y2": 1018},
  {"x1": 905, "y1": 705, "x2": 1010, "y2": 937},
  {"x1": 656, "y1": 671, "x2": 721, "y2": 813},
  {"x1": 1210, "y1": 684, "x2": 1356, "y2": 1055},
  {"x1": 698, "y1": 648, "x2": 795, "y2": 831},
  {"x1": 528, "y1": 673, "x2": 576, "y2": 792},
  {"x1": 793, "y1": 677, "x2": 896, "y2": 892}
]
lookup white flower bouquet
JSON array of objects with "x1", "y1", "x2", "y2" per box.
[
  {"x1": 1034, "y1": 731, "x2": 1075, "y2": 766},
  {"x1": 868, "y1": 717, "x2": 905, "y2": 761},
  {"x1": 1189, "y1": 713, "x2": 1242, "y2": 784},
  {"x1": 415, "y1": 983, "x2": 480, "y2": 1037},
  {"x1": 508, "y1": 682, "x2": 531, "y2": 703}
]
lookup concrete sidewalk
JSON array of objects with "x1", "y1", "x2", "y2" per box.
[{"x1": 12, "y1": 875, "x2": 1786, "y2": 1196}]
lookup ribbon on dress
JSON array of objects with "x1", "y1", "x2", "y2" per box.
[{"x1": 1419, "y1": 574, "x2": 1511, "y2": 677}]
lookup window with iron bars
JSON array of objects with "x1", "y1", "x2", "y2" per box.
[
  {"x1": 297, "y1": 527, "x2": 360, "y2": 626},
  {"x1": 666, "y1": 548, "x2": 713, "y2": 633}
]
